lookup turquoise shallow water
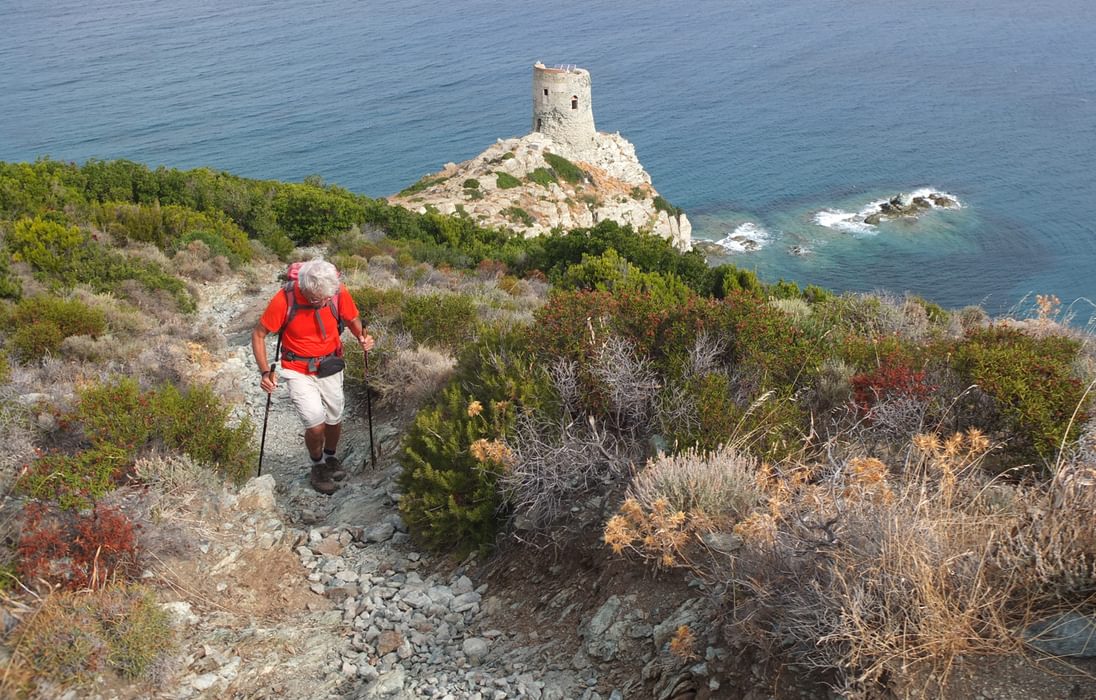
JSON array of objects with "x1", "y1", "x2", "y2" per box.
[{"x1": 2, "y1": 0, "x2": 1095, "y2": 318}]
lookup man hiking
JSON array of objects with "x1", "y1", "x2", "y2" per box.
[{"x1": 251, "y1": 259, "x2": 374, "y2": 494}]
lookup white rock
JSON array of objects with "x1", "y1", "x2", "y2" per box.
[
  {"x1": 462, "y1": 637, "x2": 490, "y2": 664},
  {"x1": 191, "y1": 673, "x2": 220, "y2": 690},
  {"x1": 160, "y1": 601, "x2": 199, "y2": 627}
]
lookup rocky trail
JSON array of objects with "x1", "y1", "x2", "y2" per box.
[{"x1": 144, "y1": 268, "x2": 720, "y2": 700}]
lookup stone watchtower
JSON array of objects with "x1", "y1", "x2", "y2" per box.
[{"x1": 531, "y1": 62, "x2": 596, "y2": 155}]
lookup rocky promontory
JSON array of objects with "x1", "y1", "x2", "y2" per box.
[{"x1": 388, "y1": 131, "x2": 693, "y2": 251}]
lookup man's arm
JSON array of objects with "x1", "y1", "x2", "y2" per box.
[
  {"x1": 345, "y1": 317, "x2": 375, "y2": 353},
  {"x1": 252, "y1": 323, "x2": 279, "y2": 393}
]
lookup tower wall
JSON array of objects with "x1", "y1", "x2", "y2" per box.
[{"x1": 531, "y1": 62, "x2": 596, "y2": 155}]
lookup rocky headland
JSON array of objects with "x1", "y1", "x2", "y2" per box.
[{"x1": 388, "y1": 131, "x2": 692, "y2": 251}]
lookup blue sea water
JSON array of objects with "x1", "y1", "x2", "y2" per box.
[{"x1": 3, "y1": 0, "x2": 1095, "y2": 318}]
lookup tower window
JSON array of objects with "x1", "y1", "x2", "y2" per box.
[
  {"x1": 571, "y1": 96, "x2": 578, "y2": 109},
  {"x1": 536, "y1": 118, "x2": 542, "y2": 131},
  {"x1": 543, "y1": 88, "x2": 548, "y2": 96}
]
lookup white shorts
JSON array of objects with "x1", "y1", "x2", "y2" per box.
[{"x1": 280, "y1": 366, "x2": 345, "y2": 429}]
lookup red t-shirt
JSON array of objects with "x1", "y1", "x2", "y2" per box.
[{"x1": 260, "y1": 284, "x2": 360, "y2": 374}]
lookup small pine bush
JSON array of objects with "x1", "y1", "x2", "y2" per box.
[
  {"x1": 398, "y1": 383, "x2": 505, "y2": 552},
  {"x1": 9, "y1": 320, "x2": 66, "y2": 362}
]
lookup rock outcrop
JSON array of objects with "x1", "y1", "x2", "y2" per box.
[
  {"x1": 388, "y1": 131, "x2": 692, "y2": 251},
  {"x1": 863, "y1": 192, "x2": 959, "y2": 225}
]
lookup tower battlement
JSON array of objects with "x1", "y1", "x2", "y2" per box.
[{"x1": 531, "y1": 61, "x2": 596, "y2": 155}]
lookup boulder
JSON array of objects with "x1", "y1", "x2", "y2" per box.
[{"x1": 1022, "y1": 612, "x2": 1096, "y2": 657}]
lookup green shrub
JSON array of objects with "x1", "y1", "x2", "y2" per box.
[
  {"x1": 398, "y1": 383, "x2": 504, "y2": 552},
  {"x1": 350, "y1": 285, "x2": 407, "y2": 326},
  {"x1": 543, "y1": 153, "x2": 586, "y2": 184},
  {"x1": 259, "y1": 228, "x2": 295, "y2": 259},
  {"x1": 494, "y1": 172, "x2": 521, "y2": 189},
  {"x1": 557, "y1": 249, "x2": 693, "y2": 308},
  {"x1": 8, "y1": 293, "x2": 107, "y2": 363},
  {"x1": 398, "y1": 174, "x2": 450, "y2": 197},
  {"x1": 0, "y1": 248, "x2": 22, "y2": 300},
  {"x1": 527, "y1": 168, "x2": 557, "y2": 187},
  {"x1": 503, "y1": 206, "x2": 535, "y2": 227},
  {"x1": 653, "y1": 195, "x2": 684, "y2": 219},
  {"x1": 272, "y1": 183, "x2": 366, "y2": 245},
  {"x1": 399, "y1": 327, "x2": 546, "y2": 552},
  {"x1": 9, "y1": 321, "x2": 65, "y2": 362},
  {"x1": 12, "y1": 294, "x2": 107, "y2": 338},
  {"x1": 401, "y1": 293, "x2": 478, "y2": 350},
  {"x1": 529, "y1": 220, "x2": 715, "y2": 296},
  {"x1": 953, "y1": 327, "x2": 1087, "y2": 469},
  {"x1": 462, "y1": 178, "x2": 480, "y2": 190},
  {"x1": 19, "y1": 378, "x2": 255, "y2": 507},
  {"x1": 0, "y1": 350, "x2": 10, "y2": 383},
  {"x1": 8, "y1": 217, "x2": 195, "y2": 312}
]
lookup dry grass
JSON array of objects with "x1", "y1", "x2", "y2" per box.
[
  {"x1": 716, "y1": 428, "x2": 1096, "y2": 691},
  {"x1": 0, "y1": 586, "x2": 175, "y2": 697},
  {"x1": 369, "y1": 343, "x2": 457, "y2": 414},
  {"x1": 628, "y1": 445, "x2": 762, "y2": 523}
]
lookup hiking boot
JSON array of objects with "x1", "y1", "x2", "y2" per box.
[
  {"x1": 325, "y1": 455, "x2": 347, "y2": 481},
  {"x1": 309, "y1": 463, "x2": 337, "y2": 495}
]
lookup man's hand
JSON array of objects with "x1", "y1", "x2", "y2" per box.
[
  {"x1": 260, "y1": 370, "x2": 278, "y2": 393},
  {"x1": 358, "y1": 334, "x2": 375, "y2": 352}
]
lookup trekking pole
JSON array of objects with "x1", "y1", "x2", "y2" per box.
[
  {"x1": 365, "y1": 349, "x2": 376, "y2": 470},
  {"x1": 258, "y1": 332, "x2": 284, "y2": 477}
]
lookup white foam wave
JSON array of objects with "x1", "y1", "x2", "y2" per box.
[
  {"x1": 716, "y1": 222, "x2": 771, "y2": 252},
  {"x1": 813, "y1": 188, "x2": 962, "y2": 233},
  {"x1": 813, "y1": 209, "x2": 876, "y2": 235}
]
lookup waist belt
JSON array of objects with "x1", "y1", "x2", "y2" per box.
[{"x1": 282, "y1": 349, "x2": 341, "y2": 374}]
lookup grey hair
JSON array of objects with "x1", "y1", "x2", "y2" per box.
[{"x1": 297, "y1": 260, "x2": 340, "y2": 299}]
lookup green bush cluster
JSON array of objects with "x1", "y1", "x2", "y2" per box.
[
  {"x1": 397, "y1": 174, "x2": 450, "y2": 197},
  {"x1": 401, "y1": 293, "x2": 478, "y2": 350},
  {"x1": 0, "y1": 158, "x2": 382, "y2": 258},
  {"x1": 18, "y1": 377, "x2": 255, "y2": 508},
  {"x1": 526, "y1": 168, "x2": 557, "y2": 187},
  {"x1": 953, "y1": 326, "x2": 1086, "y2": 470},
  {"x1": 543, "y1": 153, "x2": 587, "y2": 184},
  {"x1": 503, "y1": 206, "x2": 535, "y2": 227},
  {"x1": 93, "y1": 202, "x2": 253, "y2": 265},
  {"x1": 7, "y1": 294, "x2": 107, "y2": 362},
  {"x1": 653, "y1": 195, "x2": 684, "y2": 219},
  {"x1": 398, "y1": 327, "x2": 546, "y2": 552},
  {"x1": 8, "y1": 217, "x2": 195, "y2": 312},
  {"x1": 494, "y1": 172, "x2": 521, "y2": 189}
]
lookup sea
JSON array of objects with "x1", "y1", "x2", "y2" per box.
[{"x1": 3, "y1": 0, "x2": 1095, "y2": 320}]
